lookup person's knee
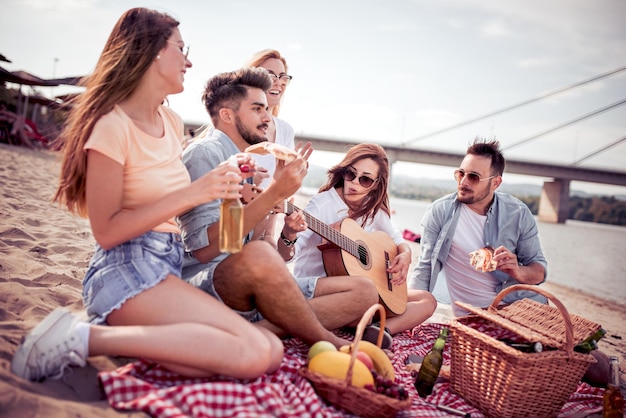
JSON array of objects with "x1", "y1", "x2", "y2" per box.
[
  {"x1": 350, "y1": 276, "x2": 379, "y2": 305},
  {"x1": 258, "y1": 328, "x2": 284, "y2": 373},
  {"x1": 223, "y1": 329, "x2": 283, "y2": 378},
  {"x1": 242, "y1": 241, "x2": 284, "y2": 272},
  {"x1": 243, "y1": 242, "x2": 295, "y2": 285},
  {"x1": 220, "y1": 241, "x2": 282, "y2": 280},
  {"x1": 406, "y1": 290, "x2": 437, "y2": 317},
  {"x1": 423, "y1": 291, "x2": 437, "y2": 314}
]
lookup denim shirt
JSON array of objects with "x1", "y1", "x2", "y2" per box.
[
  {"x1": 408, "y1": 192, "x2": 548, "y2": 304},
  {"x1": 177, "y1": 129, "x2": 239, "y2": 280}
]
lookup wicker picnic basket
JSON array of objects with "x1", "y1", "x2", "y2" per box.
[
  {"x1": 449, "y1": 284, "x2": 600, "y2": 418},
  {"x1": 299, "y1": 303, "x2": 411, "y2": 418}
]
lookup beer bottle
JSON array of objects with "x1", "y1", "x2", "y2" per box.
[
  {"x1": 501, "y1": 339, "x2": 543, "y2": 353},
  {"x1": 219, "y1": 156, "x2": 244, "y2": 253},
  {"x1": 603, "y1": 356, "x2": 624, "y2": 417},
  {"x1": 414, "y1": 327, "x2": 448, "y2": 397},
  {"x1": 575, "y1": 328, "x2": 607, "y2": 354}
]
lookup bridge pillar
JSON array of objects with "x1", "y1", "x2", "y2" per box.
[
  {"x1": 386, "y1": 150, "x2": 398, "y2": 178},
  {"x1": 538, "y1": 179, "x2": 570, "y2": 223}
]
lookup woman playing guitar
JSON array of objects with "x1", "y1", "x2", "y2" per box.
[{"x1": 287, "y1": 143, "x2": 437, "y2": 348}]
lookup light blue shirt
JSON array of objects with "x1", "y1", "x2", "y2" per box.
[
  {"x1": 177, "y1": 129, "x2": 239, "y2": 280},
  {"x1": 408, "y1": 191, "x2": 548, "y2": 304}
]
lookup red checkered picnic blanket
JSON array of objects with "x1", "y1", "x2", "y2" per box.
[{"x1": 99, "y1": 323, "x2": 605, "y2": 417}]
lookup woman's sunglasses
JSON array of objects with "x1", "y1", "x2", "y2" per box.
[
  {"x1": 454, "y1": 169, "x2": 496, "y2": 185},
  {"x1": 342, "y1": 169, "x2": 378, "y2": 188}
]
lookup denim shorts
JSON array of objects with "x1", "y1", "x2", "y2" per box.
[
  {"x1": 294, "y1": 276, "x2": 319, "y2": 299},
  {"x1": 82, "y1": 231, "x2": 183, "y2": 324}
]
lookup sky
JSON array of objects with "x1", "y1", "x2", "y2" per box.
[{"x1": 1, "y1": 0, "x2": 625, "y2": 195}]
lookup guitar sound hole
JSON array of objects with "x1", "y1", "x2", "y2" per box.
[{"x1": 357, "y1": 244, "x2": 369, "y2": 266}]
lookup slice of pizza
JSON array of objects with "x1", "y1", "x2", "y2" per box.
[
  {"x1": 245, "y1": 142, "x2": 298, "y2": 162},
  {"x1": 469, "y1": 246, "x2": 498, "y2": 272}
]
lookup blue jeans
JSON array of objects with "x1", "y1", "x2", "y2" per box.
[{"x1": 82, "y1": 231, "x2": 183, "y2": 324}]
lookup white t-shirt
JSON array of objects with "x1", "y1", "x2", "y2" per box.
[
  {"x1": 253, "y1": 117, "x2": 295, "y2": 189},
  {"x1": 443, "y1": 204, "x2": 500, "y2": 316},
  {"x1": 292, "y1": 188, "x2": 403, "y2": 279}
]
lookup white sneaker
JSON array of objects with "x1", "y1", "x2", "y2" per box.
[{"x1": 11, "y1": 308, "x2": 88, "y2": 381}]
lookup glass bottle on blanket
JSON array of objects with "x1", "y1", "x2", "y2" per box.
[
  {"x1": 603, "y1": 355, "x2": 624, "y2": 417},
  {"x1": 219, "y1": 156, "x2": 244, "y2": 253},
  {"x1": 414, "y1": 327, "x2": 448, "y2": 397}
]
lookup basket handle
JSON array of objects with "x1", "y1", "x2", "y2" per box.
[
  {"x1": 487, "y1": 284, "x2": 575, "y2": 353},
  {"x1": 344, "y1": 303, "x2": 387, "y2": 385}
]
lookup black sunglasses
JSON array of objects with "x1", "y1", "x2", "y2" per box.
[
  {"x1": 454, "y1": 169, "x2": 496, "y2": 185},
  {"x1": 343, "y1": 168, "x2": 378, "y2": 188}
]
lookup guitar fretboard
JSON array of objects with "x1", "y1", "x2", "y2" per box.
[{"x1": 285, "y1": 201, "x2": 363, "y2": 261}]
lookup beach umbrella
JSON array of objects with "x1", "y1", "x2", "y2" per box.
[
  {"x1": 0, "y1": 66, "x2": 85, "y2": 121},
  {"x1": 1, "y1": 69, "x2": 58, "y2": 87}
]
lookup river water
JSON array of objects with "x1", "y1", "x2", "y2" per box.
[{"x1": 389, "y1": 197, "x2": 626, "y2": 306}]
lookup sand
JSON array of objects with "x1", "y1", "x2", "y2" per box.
[{"x1": 0, "y1": 142, "x2": 624, "y2": 417}]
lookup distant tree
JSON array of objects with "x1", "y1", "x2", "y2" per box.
[
  {"x1": 577, "y1": 211, "x2": 595, "y2": 222},
  {"x1": 303, "y1": 167, "x2": 626, "y2": 226},
  {"x1": 517, "y1": 196, "x2": 539, "y2": 214}
]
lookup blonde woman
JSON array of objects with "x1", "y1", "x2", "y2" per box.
[
  {"x1": 244, "y1": 49, "x2": 300, "y2": 249},
  {"x1": 245, "y1": 49, "x2": 295, "y2": 188}
]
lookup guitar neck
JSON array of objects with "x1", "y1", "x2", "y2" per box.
[{"x1": 285, "y1": 201, "x2": 360, "y2": 258}]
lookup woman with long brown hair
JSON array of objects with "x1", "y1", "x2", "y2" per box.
[
  {"x1": 11, "y1": 7, "x2": 283, "y2": 383},
  {"x1": 289, "y1": 143, "x2": 436, "y2": 347}
]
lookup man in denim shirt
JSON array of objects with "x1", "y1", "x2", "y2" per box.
[
  {"x1": 409, "y1": 138, "x2": 547, "y2": 316},
  {"x1": 178, "y1": 68, "x2": 378, "y2": 349}
]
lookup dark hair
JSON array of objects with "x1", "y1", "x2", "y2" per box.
[
  {"x1": 202, "y1": 67, "x2": 272, "y2": 126},
  {"x1": 320, "y1": 143, "x2": 391, "y2": 225},
  {"x1": 467, "y1": 137, "x2": 506, "y2": 176}
]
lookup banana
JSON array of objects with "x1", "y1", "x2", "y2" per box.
[{"x1": 340, "y1": 340, "x2": 395, "y2": 381}]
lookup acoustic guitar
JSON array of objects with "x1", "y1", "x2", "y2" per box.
[{"x1": 241, "y1": 184, "x2": 408, "y2": 315}]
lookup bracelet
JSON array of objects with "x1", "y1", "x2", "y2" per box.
[{"x1": 280, "y1": 231, "x2": 297, "y2": 247}]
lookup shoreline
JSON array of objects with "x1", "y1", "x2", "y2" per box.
[{"x1": 1, "y1": 143, "x2": 624, "y2": 417}]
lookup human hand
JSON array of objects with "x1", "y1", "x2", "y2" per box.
[
  {"x1": 232, "y1": 152, "x2": 258, "y2": 182},
  {"x1": 270, "y1": 156, "x2": 308, "y2": 200},
  {"x1": 253, "y1": 166, "x2": 270, "y2": 186},
  {"x1": 282, "y1": 209, "x2": 308, "y2": 241},
  {"x1": 493, "y1": 246, "x2": 521, "y2": 276},
  {"x1": 191, "y1": 160, "x2": 243, "y2": 204},
  {"x1": 388, "y1": 251, "x2": 410, "y2": 285},
  {"x1": 295, "y1": 141, "x2": 313, "y2": 162}
]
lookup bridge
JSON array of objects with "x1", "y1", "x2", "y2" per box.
[
  {"x1": 184, "y1": 66, "x2": 626, "y2": 224},
  {"x1": 295, "y1": 134, "x2": 626, "y2": 224}
]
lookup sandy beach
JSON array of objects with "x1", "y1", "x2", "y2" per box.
[{"x1": 0, "y1": 142, "x2": 624, "y2": 417}]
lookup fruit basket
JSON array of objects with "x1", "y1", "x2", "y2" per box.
[
  {"x1": 299, "y1": 303, "x2": 411, "y2": 418},
  {"x1": 449, "y1": 284, "x2": 599, "y2": 418}
]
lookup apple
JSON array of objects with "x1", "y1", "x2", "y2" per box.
[
  {"x1": 307, "y1": 340, "x2": 337, "y2": 362},
  {"x1": 355, "y1": 351, "x2": 374, "y2": 371}
]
